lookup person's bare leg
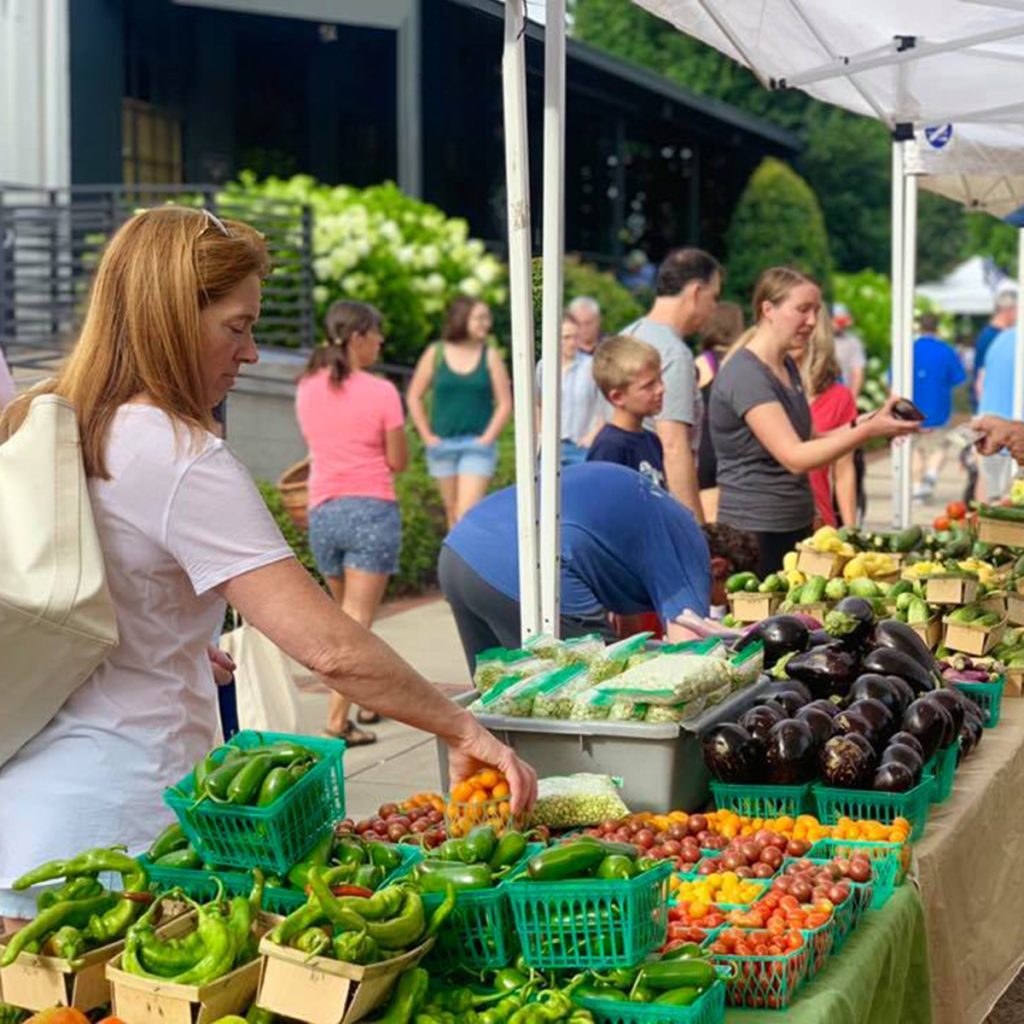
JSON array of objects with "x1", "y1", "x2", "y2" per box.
[
  {"x1": 436, "y1": 475, "x2": 459, "y2": 530},
  {"x1": 340, "y1": 568, "x2": 392, "y2": 726},
  {"x1": 454, "y1": 474, "x2": 491, "y2": 524},
  {"x1": 323, "y1": 575, "x2": 352, "y2": 736},
  {"x1": 700, "y1": 487, "x2": 720, "y2": 523}
]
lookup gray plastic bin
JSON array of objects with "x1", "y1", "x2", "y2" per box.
[{"x1": 437, "y1": 677, "x2": 770, "y2": 813}]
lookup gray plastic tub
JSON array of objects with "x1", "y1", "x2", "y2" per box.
[{"x1": 436, "y1": 676, "x2": 771, "y2": 813}]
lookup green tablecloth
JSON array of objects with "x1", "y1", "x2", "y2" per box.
[{"x1": 723, "y1": 885, "x2": 931, "y2": 1024}]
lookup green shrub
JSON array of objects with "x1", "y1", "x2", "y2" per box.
[
  {"x1": 724, "y1": 158, "x2": 832, "y2": 303},
  {"x1": 218, "y1": 173, "x2": 507, "y2": 365}
]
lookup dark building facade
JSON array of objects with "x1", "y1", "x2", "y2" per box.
[{"x1": 68, "y1": 0, "x2": 796, "y2": 265}]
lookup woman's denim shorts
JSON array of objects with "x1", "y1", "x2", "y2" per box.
[
  {"x1": 309, "y1": 497, "x2": 401, "y2": 576},
  {"x1": 426, "y1": 436, "x2": 498, "y2": 479}
]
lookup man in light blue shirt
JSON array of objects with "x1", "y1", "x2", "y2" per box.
[
  {"x1": 978, "y1": 325, "x2": 1020, "y2": 499},
  {"x1": 535, "y1": 311, "x2": 604, "y2": 465}
]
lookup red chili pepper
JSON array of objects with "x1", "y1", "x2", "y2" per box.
[
  {"x1": 302, "y1": 884, "x2": 375, "y2": 898},
  {"x1": 122, "y1": 890, "x2": 156, "y2": 904}
]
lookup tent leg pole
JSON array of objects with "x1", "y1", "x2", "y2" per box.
[
  {"x1": 890, "y1": 139, "x2": 909, "y2": 529},
  {"x1": 1014, "y1": 228, "x2": 1024, "y2": 422},
  {"x1": 900, "y1": 169, "x2": 917, "y2": 528},
  {"x1": 539, "y1": 0, "x2": 565, "y2": 635},
  {"x1": 502, "y1": 0, "x2": 541, "y2": 641}
]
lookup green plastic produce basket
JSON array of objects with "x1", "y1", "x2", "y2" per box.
[
  {"x1": 800, "y1": 917, "x2": 835, "y2": 979},
  {"x1": 709, "y1": 941, "x2": 809, "y2": 1010},
  {"x1": 577, "y1": 978, "x2": 726, "y2": 1024},
  {"x1": 953, "y1": 676, "x2": 1005, "y2": 728},
  {"x1": 778, "y1": 855, "x2": 871, "y2": 951},
  {"x1": 709, "y1": 781, "x2": 811, "y2": 819},
  {"x1": 417, "y1": 843, "x2": 541, "y2": 972},
  {"x1": 506, "y1": 860, "x2": 672, "y2": 968},
  {"x1": 164, "y1": 730, "x2": 346, "y2": 875},
  {"x1": 138, "y1": 842, "x2": 419, "y2": 917},
  {"x1": 812, "y1": 772, "x2": 934, "y2": 842},
  {"x1": 807, "y1": 838, "x2": 910, "y2": 910},
  {"x1": 926, "y1": 743, "x2": 959, "y2": 804}
]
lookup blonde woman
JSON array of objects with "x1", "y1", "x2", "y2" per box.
[
  {"x1": 407, "y1": 296, "x2": 512, "y2": 528},
  {"x1": 798, "y1": 315, "x2": 858, "y2": 528},
  {"x1": 709, "y1": 266, "x2": 918, "y2": 574},
  {"x1": 0, "y1": 207, "x2": 536, "y2": 927}
]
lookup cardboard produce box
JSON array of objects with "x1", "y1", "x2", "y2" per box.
[
  {"x1": 942, "y1": 615, "x2": 1006, "y2": 657},
  {"x1": 1005, "y1": 667, "x2": 1024, "y2": 698},
  {"x1": 981, "y1": 591, "x2": 1009, "y2": 618},
  {"x1": 978, "y1": 514, "x2": 1024, "y2": 549},
  {"x1": 255, "y1": 934, "x2": 434, "y2": 1024},
  {"x1": 106, "y1": 910, "x2": 273, "y2": 1024},
  {"x1": 727, "y1": 591, "x2": 783, "y2": 623},
  {"x1": 925, "y1": 575, "x2": 980, "y2": 606},
  {"x1": 1007, "y1": 592, "x2": 1024, "y2": 626},
  {"x1": 910, "y1": 615, "x2": 943, "y2": 651},
  {"x1": 0, "y1": 933, "x2": 125, "y2": 1013},
  {"x1": 796, "y1": 546, "x2": 850, "y2": 579}
]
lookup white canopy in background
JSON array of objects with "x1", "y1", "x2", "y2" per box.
[
  {"x1": 629, "y1": 0, "x2": 1024, "y2": 525},
  {"x1": 918, "y1": 255, "x2": 1014, "y2": 315}
]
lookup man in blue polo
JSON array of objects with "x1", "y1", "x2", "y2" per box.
[
  {"x1": 912, "y1": 313, "x2": 967, "y2": 502},
  {"x1": 437, "y1": 463, "x2": 758, "y2": 669}
]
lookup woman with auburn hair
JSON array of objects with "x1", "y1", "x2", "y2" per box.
[
  {"x1": 0, "y1": 207, "x2": 535, "y2": 927},
  {"x1": 797, "y1": 314, "x2": 859, "y2": 528},
  {"x1": 709, "y1": 266, "x2": 918, "y2": 574},
  {"x1": 296, "y1": 300, "x2": 409, "y2": 747},
  {"x1": 406, "y1": 295, "x2": 512, "y2": 527}
]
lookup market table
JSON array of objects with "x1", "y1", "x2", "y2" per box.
[
  {"x1": 915, "y1": 696, "x2": 1024, "y2": 1024},
  {"x1": 722, "y1": 885, "x2": 931, "y2": 1024}
]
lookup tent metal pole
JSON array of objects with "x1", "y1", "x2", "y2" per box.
[
  {"x1": 502, "y1": 0, "x2": 541, "y2": 641},
  {"x1": 890, "y1": 139, "x2": 910, "y2": 528},
  {"x1": 901, "y1": 169, "x2": 918, "y2": 529},
  {"x1": 539, "y1": 0, "x2": 565, "y2": 634},
  {"x1": 1014, "y1": 227, "x2": 1024, "y2": 421}
]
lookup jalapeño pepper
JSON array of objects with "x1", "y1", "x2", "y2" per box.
[
  {"x1": 464, "y1": 826, "x2": 497, "y2": 864},
  {"x1": 415, "y1": 860, "x2": 493, "y2": 892},
  {"x1": 256, "y1": 766, "x2": 296, "y2": 807},
  {"x1": 594, "y1": 855, "x2": 636, "y2": 881},
  {"x1": 204, "y1": 758, "x2": 251, "y2": 802},
  {"x1": 155, "y1": 847, "x2": 203, "y2": 869},
  {"x1": 149, "y1": 822, "x2": 189, "y2": 861},
  {"x1": 366, "y1": 842, "x2": 402, "y2": 873},
  {"x1": 354, "y1": 864, "x2": 385, "y2": 890},
  {"x1": 526, "y1": 843, "x2": 606, "y2": 882},
  {"x1": 637, "y1": 959, "x2": 716, "y2": 991},
  {"x1": 489, "y1": 832, "x2": 527, "y2": 871},
  {"x1": 226, "y1": 754, "x2": 277, "y2": 805}
]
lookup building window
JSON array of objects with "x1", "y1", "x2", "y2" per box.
[{"x1": 122, "y1": 99, "x2": 182, "y2": 184}]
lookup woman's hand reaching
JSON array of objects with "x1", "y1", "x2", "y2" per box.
[{"x1": 447, "y1": 721, "x2": 538, "y2": 815}]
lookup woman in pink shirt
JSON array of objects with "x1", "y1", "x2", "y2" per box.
[{"x1": 296, "y1": 301, "x2": 409, "y2": 745}]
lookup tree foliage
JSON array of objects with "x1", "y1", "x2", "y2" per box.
[
  {"x1": 571, "y1": 0, "x2": 1008, "y2": 281},
  {"x1": 724, "y1": 159, "x2": 831, "y2": 303}
]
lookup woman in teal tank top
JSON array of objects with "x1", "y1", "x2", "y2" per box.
[{"x1": 408, "y1": 295, "x2": 512, "y2": 527}]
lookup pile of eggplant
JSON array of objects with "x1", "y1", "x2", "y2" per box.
[{"x1": 701, "y1": 598, "x2": 986, "y2": 794}]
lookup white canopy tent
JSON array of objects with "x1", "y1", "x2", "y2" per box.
[
  {"x1": 500, "y1": 1, "x2": 1024, "y2": 636},
  {"x1": 917, "y1": 255, "x2": 1014, "y2": 315}
]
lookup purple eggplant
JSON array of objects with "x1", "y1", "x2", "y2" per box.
[
  {"x1": 785, "y1": 644, "x2": 860, "y2": 699},
  {"x1": 820, "y1": 734, "x2": 878, "y2": 789},
  {"x1": 739, "y1": 704, "x2": 787, "y2": 745},
  {"x1": 751, "y1": 616, "x2": 812, "y2": 666},
  {"x1": 824, "y1": 597, "x2": 875, "y2": 649},
  {"x1": 880, "y1": 742, "x2": 923, "y2": 780},
  {"x1": 891, "y1": 397, "x2": 926, "y2": 422},
  {"x1": 847, "y1": 674, "x2": 909, "y2": 718},
  {"x1": 901, "y1": 698, "x2": 949, "y2": 760},
  {"x1": 873, "y1": 761, "x2": 916, "y2": 792},
  {"x1": 834, "y1": 708, "x2": 883, "y2": 751},
  {"x1": 923, "y1": 689, "x2": 966, "y2": 736},
  {"x1": 872, "y1": 620, "x2": 939, "y2": 678},
  {"x1": 702, "y1": 724, "x2": 764, "y2": 783},
  {"x1": 889, "y1": 730, "x2": 925, "y2": 759},
  {"x1": 847, "y1": 697, "x2": 895, "y2": 741},
  {"x1": 861, "y1": 646, "x2": 934, "y2": 694},
  {"x1": 764, "y1": 719, "x2": 818, "y2": 785},
  {"x1": 794, "y1": 705, "x2": 836, "y2": 747}
]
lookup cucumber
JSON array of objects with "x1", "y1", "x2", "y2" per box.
[
  {"x1": 976, "y1": 612, "x2": 1001, "y2": 628},
  {"x1": 726, "y1": 572, "x2": 758, "y2": 594},
  {"x1": 848, "y1": 578, "x2": 881, "y2": 599},
  {"x1": 891, "y1": 525, "x2": 923, "y2": 553},
  {"x1": 947, "y1": 606, "x2": 982, "y2": 624},
  {"x1": 801, "y1": 575, "x2": 827, "y2": 604},
  {"x1": 824, "y1": 578, "x2": 848, "y2": 601},
  {"x1": 906, "y1": 597, "x2": 932, "y2": 624},
  {"x1": 888, "y1": 579, "x2": 915, "y2": 601},
  {"x1": 895, "y1": 592, "x2": 916, "y2": 612}
]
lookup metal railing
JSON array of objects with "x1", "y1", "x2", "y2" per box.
[{"x1": 0, "y1": 183, "x2": 315, "y2": 365}]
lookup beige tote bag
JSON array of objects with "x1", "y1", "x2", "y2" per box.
[{"x1": 0, "y1": 394, "x2": 119, "y2": 766}]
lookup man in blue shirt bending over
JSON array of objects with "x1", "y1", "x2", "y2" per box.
[
  {"x1": 438, "y1": 462, "x2": 757, "y2": 669},
  {"x1": 912, "y1": 313, "x2": 967, "y2": 502}
]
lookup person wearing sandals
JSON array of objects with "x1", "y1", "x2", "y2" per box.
[
  {"x1": 406, "y1": 296, "x2": 512, "y2": 528},
  {"x1": 296, "y1": 301, "x2": 409, "y2": 746}
]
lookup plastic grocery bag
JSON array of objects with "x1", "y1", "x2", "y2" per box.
[
  {"x1": 531, "y1": 773, "x2": 630, "y2": 828},
  {"x1": 473, "y1": 648, "x2": 548, "y2": 693},
  {"x1": 729, "y1": 642, "x2": 765, "y2": 690},
  {"x1": 470, "y1": 664, "x2": 578, "y2": 718},
  {"x1": 592, "y1": 648, "x2": 732, "y2": 705},
  {"x1": 532, "y1": 664, "x2": 592, "y2": 718},
  {"x1": 554, "y1": 633, "x2": 607, "y2": 667}
]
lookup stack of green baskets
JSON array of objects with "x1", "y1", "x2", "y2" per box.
[
  {"x1": 505, "y1": 860, "x2": 672, "y2": 968},
  {"x1": 812, "y1": 772, "x2": 934, "y2": 842},
  {"x1": 953, "y1": 676, "x2": 1005, "y2": 728},
  {"x1": 709, "y1": 781, "x2": 811, "y2": 819},
  {"x1": 163, "y1": 730, "x2": 346, "y2": 875},
  {"x1": 415, "y1": 843, "x2": 542, "y2": 971},
  {"x1": 807, "y1": 837, "x2": 910, "y2": 910}
]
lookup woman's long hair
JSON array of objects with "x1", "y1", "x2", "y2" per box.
[
  {"x1": 0, "y1": 206, "x2": 269, "y2": 478},
  {"x1": 724, "y1": 266, "x2": 819, "y2": 362},
  {"x1": 441, "y1": 295, "x2": 486, "y2": 342},
  {"x1": 699, "y1": 301, "x2": 744, "y2": 354},
  {"x1": 801, "y1": 313, "x2": 841, "y2": 399},
  {"x1": 302, "y1": 301, "x2": 382, "y2": 387}
]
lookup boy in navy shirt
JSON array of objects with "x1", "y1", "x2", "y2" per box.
[{"x1": 587, "y1": 335, "x2": 667, "y2": 487}]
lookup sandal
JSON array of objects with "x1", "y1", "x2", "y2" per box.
[
  {"x1": 357, "y1": 709, "x2": 381, "y2": 725},
  {"x1": 323, "y1": 723, "x2": 377, "y2": 747}
]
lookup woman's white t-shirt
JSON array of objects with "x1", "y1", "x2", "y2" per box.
[{"x1": 0, "y1": 405, "x2": 293, "y2": 888}]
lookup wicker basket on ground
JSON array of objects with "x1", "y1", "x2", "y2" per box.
[{"x1": 278, "y1": 458, "x2": 310, "y2": 531}]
